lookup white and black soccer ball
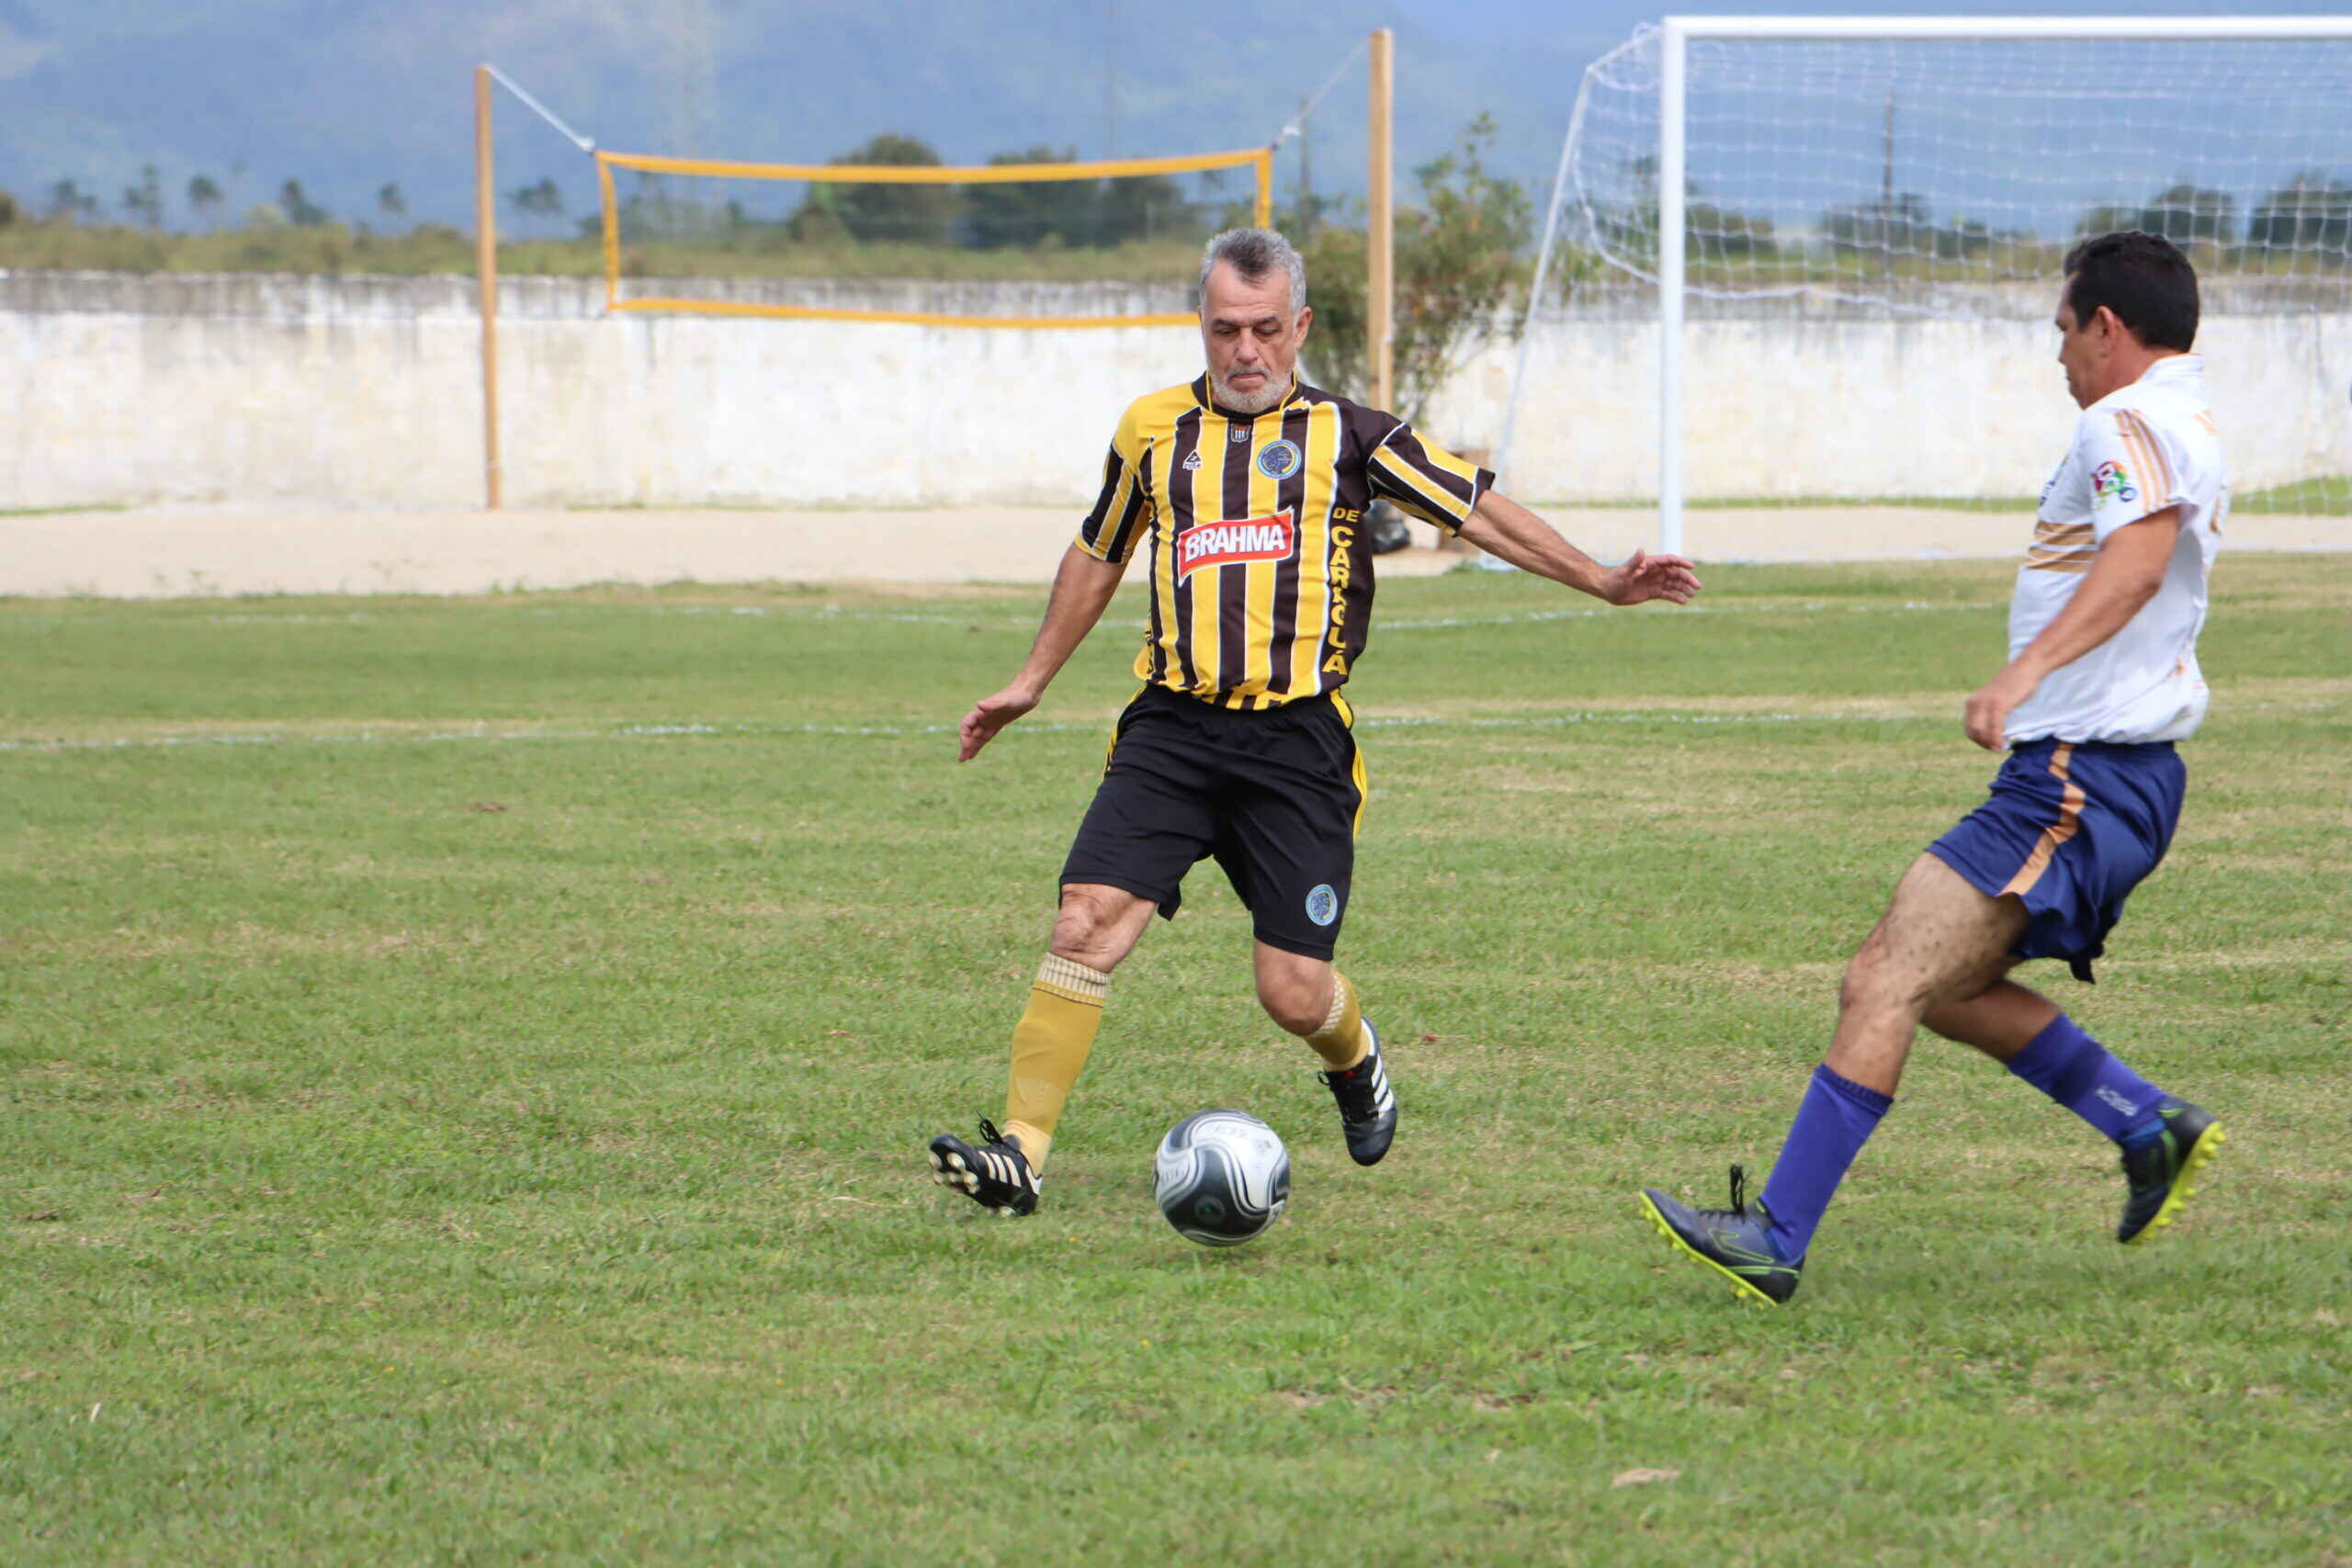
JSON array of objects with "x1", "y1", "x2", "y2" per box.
[{"x1": 1153, "y1": 1109, "x2": 1290, "y2": 1247}]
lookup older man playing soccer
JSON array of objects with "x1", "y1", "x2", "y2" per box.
[
  {"x1": 929, "y1": 227, "x2": 1700, "y2": 1214},
  {"x1": 1639, "y1": 231, "x2": 2229, "y2": 1304}
]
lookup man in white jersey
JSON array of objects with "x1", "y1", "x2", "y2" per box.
[{"x1": 1638, "y1": 231, "x2": 2227, "y2": 1305}]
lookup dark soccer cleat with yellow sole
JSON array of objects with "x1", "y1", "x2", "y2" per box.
[
  {"x1": 2119, "y1": 1099, "x2": 2223, "y2": 1245},
  {"x1": 928, "y1": 1119, "x2": 1041, "y2": 1216},
  {"x1": 1638, "y1": 1164, "x2": 1804, "y2": 1306}
]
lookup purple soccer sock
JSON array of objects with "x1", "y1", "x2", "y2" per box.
[
  {"x1": 2003, "y1": 1013, "x2": 2166, "y2": 1145},
  {"x1": 1757, "y1": 1065, "x2": 1894, "y2": 1261}
]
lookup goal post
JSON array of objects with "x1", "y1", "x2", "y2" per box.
[{"x1": 1501, "y1": 16, "x2": 2352, "y2": 558}]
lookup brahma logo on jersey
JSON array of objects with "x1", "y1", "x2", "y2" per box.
[
  {"x1": 1175, "y1": 511, "x2": 1296, "y2": 580},
  {"x1": 2092, "y1": 459, "x2": 2138, "y2": 505}
]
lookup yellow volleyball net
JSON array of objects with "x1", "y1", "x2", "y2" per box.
[{"x1": 592, "y1": 146, "x2": 1275, "y2": 329}]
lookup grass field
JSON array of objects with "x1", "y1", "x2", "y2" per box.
[{"x1": 4, "y1": 557, "x2": 2347, "y2": 1565}]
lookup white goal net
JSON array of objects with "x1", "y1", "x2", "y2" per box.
[{"x1": 1496, "y1": 18, "x2": 2352, "y2": 558}]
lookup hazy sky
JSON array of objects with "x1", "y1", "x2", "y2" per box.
[{"x1": 0, "y1": 0, "x2": 2344, "y2": 231}]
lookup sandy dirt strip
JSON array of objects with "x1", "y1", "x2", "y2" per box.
[{"x1": 0, "y1": 504, "x2": 2339, "y2": 598}]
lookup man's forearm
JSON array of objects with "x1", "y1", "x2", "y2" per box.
[
  {"x1": 2009, "y1": 512, "x2": 2178, "y2": 681},
  {"x1": 1008, "y1": 545, "x2": 1128, "y2": 694},
  {"x1": 1457, "y1": 491, "x2": 1611, "y2": 597}
]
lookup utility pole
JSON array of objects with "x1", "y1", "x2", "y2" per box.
[
  {"x1": 1882, "y1": 87, "x2": 1896, "y2": 281},
  {"x1": 1368, "y1": 28, "x2": 1394, "y2": 413},
  {"x1": 1297, "y1": 96, "x2": 1313, "y2": 236},
  {"x1": 1102, "y1": 0, "x2": 1120, "y2": 158}
]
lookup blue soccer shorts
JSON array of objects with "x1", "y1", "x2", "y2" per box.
[{"x1": 1926, "y1": 738, "x2": 2187, "y2": 981}]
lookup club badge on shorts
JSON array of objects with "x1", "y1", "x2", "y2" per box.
[{"x1": 1305, "y1": 884, "x2": 1340, "y2": 927}]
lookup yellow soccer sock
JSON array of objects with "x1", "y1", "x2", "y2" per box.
[
  {"x1": 1305, "y1": 970, "x2": 1370, "y2": 1071},
  {"x1": 1001, "y1": 953, "x2": 1111, "y2": 1174}
]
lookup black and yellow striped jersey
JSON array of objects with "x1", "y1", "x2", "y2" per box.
[{"x1": 1074, "y1": 375, "x2": 1493, "y2": 709}]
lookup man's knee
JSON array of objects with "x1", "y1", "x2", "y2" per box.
[
  {"x1": 1254, "y1": 954, "x2": 1332, "y2": 1037},
  {"x1": 1257, "y1": 981, "x2": 1327, "y2": 1037},
  {"x1": 1048, "y1": 885, "x2": 1148, "y2": 971},
  {"x1": 1838, "y1": 927, "x2": 1926, "y2": 1020}
]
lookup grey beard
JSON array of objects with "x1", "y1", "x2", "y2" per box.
[{"x1": 1213, "y1": 371, "x2": 1288, "y2": 413}]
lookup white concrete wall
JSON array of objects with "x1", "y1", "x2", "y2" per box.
[
  {"x1": 4, "y1": 271, "x2": 2346, "y2": 510},
  {"x1": 0, "y1": 273, "x2": 1201, "y2": 511},
  {"x1": 1434, "y1": 285, "x2": 2352, "y2": 502}
]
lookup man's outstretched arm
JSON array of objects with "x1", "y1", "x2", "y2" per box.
[
  {"x1": 957, "y1": 544, "x2": 1130, "y2": 761},
  {"x1": 1456, "y1": 491, "x2": 1702, "y2": 605}
]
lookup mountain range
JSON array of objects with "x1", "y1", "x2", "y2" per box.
[{"x1": 0, "y1": 0, "x2": 2333, "y2": 234}]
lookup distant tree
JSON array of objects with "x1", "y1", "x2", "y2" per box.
[
  {"x1": 121, "y1": 164, "x2": 164, "y2": 231},
  {"x1": 1600, "y1": 153, "x2": 1778, "y2": 272},
  {"x1": 1096, "y1": 170, "x2": 1191, "y2": 246},
  {"x1": 794, "y1": 133, "x2": 959, "y2": 246},
  {"x1": 47, "y1": 178, "x2": 97, "y2": 223},
  {"x1": 0, "y1": 188, "x2": 16, "y2": 229},
  {"x1": 2133, "y1": 182, "x2": 2235, "y2": 245},
  {"x1": 1687, "y1": 199, "x2": 1778, "y2": 262},
  {"x1": 278, "y1": 178, "x2": 330, "y2": 227},
  {"x1": 2247, "y1": 172, "x2": 2352, "y2": 253},
  {"x1": 187, "y1": 174, "x2": 223, "y2": 229},
  {"x1": 1825, "y1": 191, "x2": 1932, "y2": 254},
  {"x1": 2075, "y1": 202, "x2": 2139, "y2": 237},
  {"x1": 1299, "y1": 115, "x2": 1532, "y2": 423},
  {"x1": 965, "y1": 146, "x2": 1189, "y2": 249},
  {"x1": 378, "y1": 182, "x2": 406, "y2": 221},
  {"x1": 508, "y1": 176, "x2": 563, "y2": 220},
  {"x1": 967, "y1": 145, "x2": 1090, "y2": 249}
]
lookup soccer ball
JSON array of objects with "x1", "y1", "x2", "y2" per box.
[{"x1": 1153, "y1": 1109, "x2": 1291, "y2": 1247}]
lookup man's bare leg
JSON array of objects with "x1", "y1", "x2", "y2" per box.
[
  {"x1": 1927, "y1": 959, "x2": 2192, "y2": 1161},
  {"x1": 1001, "y1": 884, "x2": 1156, "y2": 1168},
  {"x1": 1724, "y1": 855, "x2": 2025, "y2": 1268},
  {"x1": 1822, "y1": 854, "x2": 2030, "y2": 1094},
  {"x1": 929, "y1": 884, "x2": 1153, "y2": 1213},
  {"x1": 1253, "y1": 941, "x2": 1396, "y2": 1165},
  {"x1": 1922, "y1": 975, "x2": 2058, "y2": 1063}
]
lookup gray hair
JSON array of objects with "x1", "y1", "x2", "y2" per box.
[{"x1": 1199, "y1": 227, "x2": 1307, "y2": 317}]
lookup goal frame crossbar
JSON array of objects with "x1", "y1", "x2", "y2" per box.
[
  {"x1": 595, "y1": 146, "x2": 1274, "y2": 329},
  {"x1": 1502, "y1": 15, "x2": 2352, "y2": 554}
]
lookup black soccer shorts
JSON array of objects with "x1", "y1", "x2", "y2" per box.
[{"x1": 1059, "y1": 683, "x2": 1366, "y2": 961}]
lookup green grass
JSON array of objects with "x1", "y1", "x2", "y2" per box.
[
  {"x1": 4, "y1": 559, "x2": 2347, "y2": 1565},
  {"x1": 1538, "y1": 482, "x2": 2352, "y2": 514},
  {"x1": 2235, "y1": 476, "x2": 2352, "y2": 515}
]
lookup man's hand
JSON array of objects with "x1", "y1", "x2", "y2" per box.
[
  {"x1": 957, "y1": 684, "x2": 1041, "y2": 761},
  {"x1": 1962, "y1": 665, "x2": 2040, "y2": 751},
  {"x1": 1599, "y1": 547, "x2": 1702, "y2": 606}
]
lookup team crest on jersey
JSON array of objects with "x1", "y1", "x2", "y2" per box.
[
  {"x1": 1304, "y1": 884, "x2": 1340, "y2": 927},
  {"x1": 2092, "y1": 459, "x2": 2138, "y2": 504},
  {"x1": 1256, "y1": 438, "x2": 1303, "y2": 479},
  {"x1": 1174, "y1": 511, "x2": 1296, "y2": 580}
]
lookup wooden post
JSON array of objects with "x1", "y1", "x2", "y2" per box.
[
  {"x1": 475, "y1": 64, "x2": 503, "y2": 511},
  {"x1": 1366, "y1": 28, "x2": 1394, "y2": 415}
]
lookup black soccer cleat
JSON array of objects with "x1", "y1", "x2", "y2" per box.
[
  {"x1": 1637, "y1": 1164, "x2": 1804, "y2": 1306},
  {"x1": 2118, "y1": 1099, "x2": 2224, "y2": 1246},
  {"x1": 1317, "y1": 1019, "x2": 1397, "y2": 1167},
  {"x1": 927, "y1": 1118, "x2": 1041, "y2": 1216}
]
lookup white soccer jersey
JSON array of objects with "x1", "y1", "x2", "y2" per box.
[{"x1": 2004, "y1": 354, "x2": 2227, "y2": 746}]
